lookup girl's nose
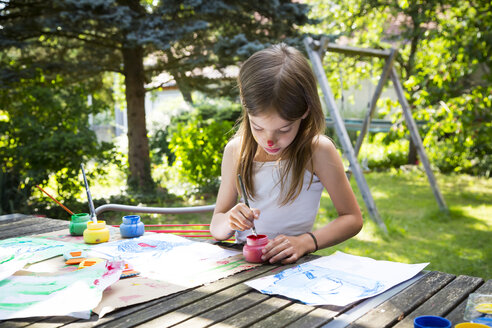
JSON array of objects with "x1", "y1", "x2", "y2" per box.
[{"x1": 267, "y1": 140, "x2": 274, "y2": 147}]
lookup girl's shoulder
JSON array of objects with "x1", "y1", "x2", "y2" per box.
[
  {"x1": 224, "y1": 136, "x2": 242, "y2": 160},
  {"x1": 310, "y1": 135, "x2": 344, "y2": 177},
  {"x1": 312, "y1": 134, "x2": 337, "y2": 152},
  {"x1": 311, "y1": 135, "x2": 339, "y2": 165}
]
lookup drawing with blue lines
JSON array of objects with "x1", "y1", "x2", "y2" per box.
[
  {"x1": 90, "y1": 234, "x2": 240, "y2": 285},
  {"x1": 245, "y1": 251, "x2": 428, "y2": 306}
]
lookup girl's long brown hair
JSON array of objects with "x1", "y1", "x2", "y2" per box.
[{"x1": 236, "y1": 43, "x2": 326, "y2": 205}]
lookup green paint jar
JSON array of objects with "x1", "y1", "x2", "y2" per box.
[{"x1": 69, "y1": 213, "x2": 91, "y2": 236}]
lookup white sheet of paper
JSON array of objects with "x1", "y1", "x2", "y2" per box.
[
  {"x1": 90, "y1": 234, "x2": 241, "y2": 286},
  {"x1": 245, "y1": 251, "x2": 429, "y2": 306}
]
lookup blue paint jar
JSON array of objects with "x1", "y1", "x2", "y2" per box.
[
  {"x1": 120, "y1": 215, "x2": 145, "y2": 238},
  {"x1": 69, "y1": 213, "x2": 91, "y2": 236}
]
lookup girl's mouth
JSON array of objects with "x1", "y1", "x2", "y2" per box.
[{"x1": 265, "y1": 147, "x2": 281, "y2": 154}]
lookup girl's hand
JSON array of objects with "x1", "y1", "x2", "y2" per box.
[
  {"x1": 261, "y1": 234, "x2": 312, "y2": 264},
  {"x1": 227, "y1": 203, "x2": 259, "y2": 231}
]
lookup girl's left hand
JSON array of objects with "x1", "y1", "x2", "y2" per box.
[{"x1": 261, "y1": 234, "x2": 311, "y2": 264}]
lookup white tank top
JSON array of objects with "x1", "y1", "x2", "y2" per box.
[{"x1": 235, "y1": 160, "x2": 323, "y2": 243}]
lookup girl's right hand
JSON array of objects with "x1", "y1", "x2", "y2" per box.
[{"x1": 227, "y1": 203, "x2": 260, "y2": 231}]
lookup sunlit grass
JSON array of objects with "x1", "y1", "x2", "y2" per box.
[{"x1": 316, "y1": 168, "x2": 491, "y2": 280}]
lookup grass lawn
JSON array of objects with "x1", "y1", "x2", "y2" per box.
[
  {"x1": 317, "y1": 168, "x2": 491, "y2": 280},
  {"x1": 96, "y1": 169, "x2": 491, "y2": 280}
]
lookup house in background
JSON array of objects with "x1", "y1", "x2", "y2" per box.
[{"x1": 89, "y1": 61, "x2": 398, "y2": 144}]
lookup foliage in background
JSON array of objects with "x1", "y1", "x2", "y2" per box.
[
  {"x1": 169, "y1": 118, "x2": 234, "y2": 195},
  {"x1": 359, "y1": 134, "x2": 409, "y2": 171},
  {"x1": 0, "y1": 70, "x2": 118, "y2": 214},
  {"x1": 0, "y1": 0, "x2": 315, "y2": 192},
  {"x1": 304, "y1": 0, "x2": 491, "y2": 175},
  {"x1": 422, "y1": 86, "x2": 492, "y2": 176},
  {"x1": 150, "y1": 97, "x2": 241, "y2": 196}
]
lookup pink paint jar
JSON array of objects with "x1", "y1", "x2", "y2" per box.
[{"x1": 243, "y1": 234, "x2": 268, "y2": 263}]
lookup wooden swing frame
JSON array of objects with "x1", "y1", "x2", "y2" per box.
[{"x1": 304, "y1": 36, "x2": 448, "y2": 232}]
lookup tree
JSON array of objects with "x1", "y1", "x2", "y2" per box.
[
  {"x1": 0, "y1": 0, "x2": 314, "y2": 193},
  {"x1": 0, "y1": 68, "x2": 116, "y2": 214},
  {"x1": 305, "y1": 0, "x2": 491, "y2": 174}
]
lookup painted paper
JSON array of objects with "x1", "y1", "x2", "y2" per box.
[
  {"x1": 90, "y1": 234, "x2": 242, "y2": 286},
  {"x1": 0, "y1": 237, "x2": 86, "y2": 281},
  {"x1": 245, "y1": 251, "x2": 429, "y2": 306},
  {"x1": 0, "y1": 259, "x2": 124, "y2": 320},
  {"x1": 92, "y1": 253, "x2": 258, "y2": 317},
  {"x1": 2, "y1": 232, "x2": 257, "y2": 319}
]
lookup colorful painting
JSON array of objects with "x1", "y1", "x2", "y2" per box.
[
  {"x1": 0, "y1": 259, "x2": 123, "y2": 320},
  {"x1": 0, "y1": 237, "x2": 86, "y2": 281},
  {"x1": 245, "y1": 251, "x2": 429, "y2": 306},
  {"x1": 90, "y1": 234, "x2": 243, "y2": 286},
  {"x1": 0, "y1": 233, "x2": 257, "y2": 319}
]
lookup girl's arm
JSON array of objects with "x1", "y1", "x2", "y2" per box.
[
  {"x1": 261, "y1": 135, "x2": 362, "y2": 264},
  {"x1": 308, "y1": 135, "x2": 363, "y2": 249},
  {"x1": 210, "y1": 138, "x2": 259, "y2": 240}
]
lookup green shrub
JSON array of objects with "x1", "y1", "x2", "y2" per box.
[
  {"x1": 150, "y1": 96, "x2": 241, "y2": 195},
  {"x1": 169, "y1": 117, "x2": 235, "y2": 195},
  {"x1": 422, "y1": 86, "x2": 491, "y2": 177}
]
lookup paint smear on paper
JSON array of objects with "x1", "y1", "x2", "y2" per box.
[{"x1": 0, "y1": 259, "x2": 123, "y2": 320}]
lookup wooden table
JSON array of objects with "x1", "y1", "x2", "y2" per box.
[{"x1": 0, "y1": 214, "x2": 490, "y2": 328}]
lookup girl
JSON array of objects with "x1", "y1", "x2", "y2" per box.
[{"x1": 210, "y1": 43, "x2": 363, "y2": 264}]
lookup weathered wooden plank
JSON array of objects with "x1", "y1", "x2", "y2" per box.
[
  {"x1": 168, "y1": 292, "x2": 269, "y2": 328},
  {"x1": 128, "y1": 255, "x2": 318, "y2": 328},
  {"x1": 0, "y1": 219, "x2": 68, "y2": 240},
  {"x1": 0, "y1": 317, "x2": 47, "y2": 328},
  {"x1": 446, "y1": 279, "x2": 492, "y2": 326},
  {"x1": 85, "y1": 263, "x2": 286, "y2": 328},
  {"x1": 249, "y1": 302, "x2": 317, "y2": 328},
  {"x1": 0, "y1": 217, "x2": 58, "y2": 232},
  {"x1": 285, "y1": 307, "x2": 339, "y2": 328},
  {"x1": 347, "y1": 271, "x2": 455, "y2": 328},
  {"x1": 0, "y1": 213, "x2": 31, "y2": 224},
  {"x1": 209, "y1": 296, "x2": 292, "y2": 328},
  {"x1": 21, "y1": 316, "x2": 80, "y2": 328},
  {"x1": 139, "y1": 278, "x2": 259, "y2": 327},
  {"x1": 392, "y1": 275, "x2": 484, "y2": 328}
]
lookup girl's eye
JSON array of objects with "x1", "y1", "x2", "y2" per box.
[
  {"x1": 253, "y1": 127, "x2": 263, "y2": 131},
  {"x1": 279, "y1": 129, "x2": 291, "y2": 134}
]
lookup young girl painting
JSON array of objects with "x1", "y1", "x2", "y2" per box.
[{"x1": 210, "y1": 43, "x2": 363, "y2": 264}]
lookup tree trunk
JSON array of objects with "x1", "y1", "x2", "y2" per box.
[
  {"x1": 122, "y1": 46, "x2": 154, "y2": 192},
  {"x1": 408, "y1": 138, "x2": 418, "y2": 165}
]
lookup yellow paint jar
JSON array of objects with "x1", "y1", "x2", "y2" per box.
[
  {"x1": 83, "y1": 220, "x2": 110, "y2": 244},
  {"x1": 455, "y1": 323, "x2": 490, "y2": 328}
]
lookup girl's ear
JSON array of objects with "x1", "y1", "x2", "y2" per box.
[{"x1": 301, "y1": 108, "x2": 310, "y2": 119}]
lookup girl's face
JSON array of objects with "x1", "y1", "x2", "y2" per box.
[{"x1": 248, "y1": 110, "x2": 307, "y2": 158}]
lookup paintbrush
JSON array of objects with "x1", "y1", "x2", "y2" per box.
[
  {"x1": 238, "y1": 174, "x2": 257, "y2": 236},
  {"x1": 80, "y1": 164, "x2": 97, "y2": 223},
  {"x1": 36, "y1": 185, "x2": 74, "y2": 216}
]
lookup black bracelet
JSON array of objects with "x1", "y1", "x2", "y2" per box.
[{"x1": 306, "y1": 232, "x2": 318, "y2": 252}]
